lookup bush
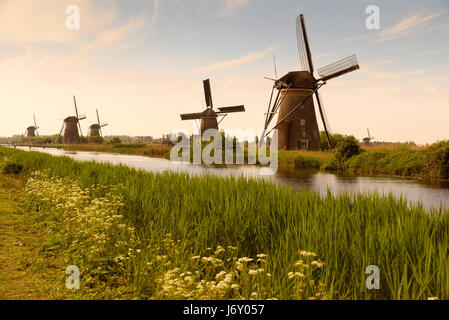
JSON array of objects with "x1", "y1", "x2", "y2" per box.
[
  {"x1": 335, "y1": 136, "x2": 361, "y2": 162},
  {"x1": 110, "y1": 137, "x2": 122, "y2": 144},
  {"x1": 3, "y1": 162, "x2": 24, "y2": 174},
  {"x1": 320, "y1": 132, "x2": 346, "y2": 150},
  {"x1": 88, "y1": 136, "x2": 104, "y2": 144}
]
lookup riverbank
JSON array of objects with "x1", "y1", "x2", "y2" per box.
[
  {"x1": 7, "y1": 139, "x2": 449, "y2": 181},
  {"x1": 63, "y1": 143, "x2": 172, "y2": 159},
  {"x1": 1, "y1": 146, "x2": 448, "y2": 300}
]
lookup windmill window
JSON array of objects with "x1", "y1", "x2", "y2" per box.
[
  {"x1": 302, "y1": 131, "x2": 307, "y2": 138},
  {"x1": 300, "y1": 119, "x2": 306, "y2": 126}
]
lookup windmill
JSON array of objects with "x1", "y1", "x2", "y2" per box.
[
  {"x1": 261, "y1": 14, "x2": 360, "y2": 151},
  {"x1": 363, "y1": 128, "x2": 374, "y2": 145},
  {"x1": 26, "y1": 114, "x2": 39, "y2": 137},
  {"x1": 180, "y1": 79, "x2": 245, "y2": 136},
  {"x1": 57, "y1": 95, "x2": 86, "y2": 144},
  {"x1": 89, "y1": 109, "x2": 108, "y2": 137}
]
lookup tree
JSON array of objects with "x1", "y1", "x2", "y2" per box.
[{"x1": 335, "y1": 136, "x2": 361, "y2": 161}]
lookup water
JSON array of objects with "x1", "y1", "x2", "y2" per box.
[{"x1": 11, "y1": 146, "x2": 449, "y2": 209}]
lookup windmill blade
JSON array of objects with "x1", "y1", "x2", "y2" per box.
[
  {"x1": 100, "y1": 122, "x2": 109, "y2": 127},
  {"x1": 203, "y1": 79, "x2": 213, "y2": 108},
  {"x1": 57, "y1": 122, "x2": 65, "y2": 143},
  {"x1": 73, "y1": 95, "x2": 79, "y2": 118},
  {"x1": 96, "y1": 109, "x2": 101, "y2": 125},
  {"x1": 317, "y1": 54, "x2": 359, "y2": 81},
  {"x1": 180, "y1": 112, "x2": 204, "y2": 120},
  {"x1": 273, "y1": 54, "x2": 278, "y2": 79},
  {"x1": 217, "y1": 105, "x2": 245, "y2": 113},
  {"x1": 296, "y1": 14, "x2": 314, "y2": 73},
  {"x1": 33, "y1": 114, "x2": 37, "y2": 128},
  {"x1": 264, "y1": 88, "x2": 281, "y2": 130},
  {"x1": 315, "y1": 91, "x2": 332, "y2": 149}
]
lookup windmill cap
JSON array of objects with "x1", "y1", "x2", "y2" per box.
[
  {"x1": 90, "y1": 124, "x2": 101, "y2": 129},
  {"x1": 276, "y1": 71, "x2": 316, "y2": 89},
  {"x1": 203, "y1": 108, "x2": 217, "y2": 117},
  {"x1": 64, "y1": 116, "x2": 79, "y2": 122}
]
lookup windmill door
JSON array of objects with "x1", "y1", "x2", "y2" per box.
[{"x1": 298, "y1": 140, "x2": 309, "y2": 150}]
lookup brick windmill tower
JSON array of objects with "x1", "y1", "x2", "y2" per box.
[
  {"x1": 25, "y1": 114, "x2": 39, "y2": 137},
  {"x1": 180, "y1": 79, "x2": 245, "y2": 135},
  {"x1": 57, "y1": 96, "x2": 86, "y2": 144},
  {"x1": 262, "y1": 14, "x2": 360, "y2": 150},
  {"x1": 88, "y1": 109, "x2": 108, "y2": 137}
]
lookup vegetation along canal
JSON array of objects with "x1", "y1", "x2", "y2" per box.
[{"x1": 14, "y1": 146, "x2": 449, "y2": 209}]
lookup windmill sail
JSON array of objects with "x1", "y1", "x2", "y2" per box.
[
  {"x1": 180, "y1": 112, "x2": 204, "y2": 120},
  {"x1": 296, "y1": 14, "x2": 314, "y2": 73},
  {"x1": 217, "y1": 106, "x2": 245, "y2": 113},
  {"x1": 317, "y1": 54, "x2": 359, "y2": 81},
  {"x1": 203, "y1": 79, "x2": 213, "y2": 108}
]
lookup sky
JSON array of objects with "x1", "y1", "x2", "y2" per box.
[{"x1": 0, "y1": 0, "x2": 448, "y2": 144}]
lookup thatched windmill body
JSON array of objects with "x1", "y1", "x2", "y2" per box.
[
  {"x1": 26, "y1": 114, "x2": 39, "y2": 137},
  {"x1": 58, "y1": 96, "x2": 86, "y2": 144},
  {"x1": 89, "y1": 109, "x2": 108, "y2": 137},
  {"x1": 262, "y1": 14, "x2": 360, "y2": 151},
  {"x1": 180, "y1": 79, "x2": 245, "y2": 135}
]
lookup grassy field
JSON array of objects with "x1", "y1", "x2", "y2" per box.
[{"x1": 1, "y1": 146, "x2": 448, "y2": 300}]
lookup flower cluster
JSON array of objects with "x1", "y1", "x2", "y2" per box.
[
  {"x1": 288, "y1": 250, "x2": 327, "y2": 300},
  {"x1": 24, "y1": 170, "x2": 132, "y2": 272}
]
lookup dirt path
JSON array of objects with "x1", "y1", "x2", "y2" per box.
[{"x1": 0, "y1": 175, "x2": 66, "y2": 299}]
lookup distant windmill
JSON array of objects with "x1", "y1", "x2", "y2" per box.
[
  {"x1": 180, "y1": 79, "x2": 245, "y2": 135},
  {"x1": 57, "y1": 95, "x2": 86, "y2": 144},
  {"x1": 261, "y1": 14, "x2": 360, "y2": 151},
  {"x1": 89, "y1": 109, "x2": 108, "y2": 137},
  {"x1": 26, "y1": 114, "x2": 39, "y2": 137},
  {"x1": 363, "y1": 128, "x2": 374, "y2": 145}
]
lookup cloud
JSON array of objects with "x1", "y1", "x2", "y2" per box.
[
  {"x1": 413, "y1": 48, "x2": 449, "y2": 56},
  {"x1": 217, "y1": 0, "x2": 252, "y2": 17},
  {"x1": 371, "y1": 11, "x2": 444, "y2": 43},
  {"x1": 342, "y1": 33, "x2": 359, "y2": 42},
  {"x1": 196, "y1": 46, "x2": 275, "y2": 73},
  {"x1": 152, "y1": 0, "x2": 160, "y2": 27},
  {"x1": 0, "y1": 0, "x2": 148, "y2": 51},
  {"x1": 364, "y1": 60, "x2": 395, "y2": 67}
]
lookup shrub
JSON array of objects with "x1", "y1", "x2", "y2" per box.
[
  {"x1": 335, "y1": 136, "x2": 361, "y2": 162},
  {"x1": 110, "y1": 137, "x2": 122, "y2": 144},
  {"x1": 3, "y1": 162, "x2": 24, "y2": 174},
  {"x1": 88, "y1": 136, "x2": 104, "y2": 144}
]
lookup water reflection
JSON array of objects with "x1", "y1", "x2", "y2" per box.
[{"x1": 10, "y1": 146, "x2": 449, "y2": 209}]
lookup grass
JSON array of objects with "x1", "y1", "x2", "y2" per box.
[
  {"x1": 1, "y1": 145, "x2": 448, "y2": 300},
  {"x1": 63, "y1": 143, "x2": 171, "y2": 159}
]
